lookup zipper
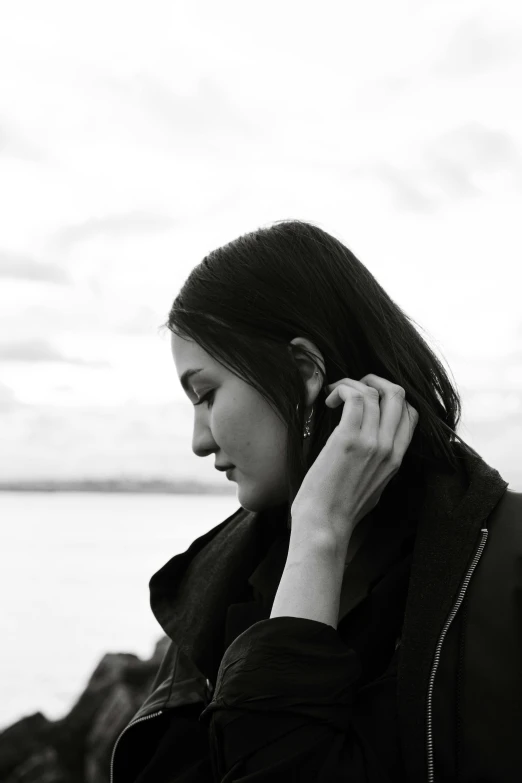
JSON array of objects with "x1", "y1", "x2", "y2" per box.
[
  {"x1": 425, "y1": 528, "x2": 489, "y2": 783},
  {"x1": 109, "y1": 710, "x2": 163, "y2": 783},
  {"x1": 109, "y1": 677, "x2": 213, "y2": 783}
]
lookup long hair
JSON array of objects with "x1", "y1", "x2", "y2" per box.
[{"x1": 160, "y1": 219, "x2": 465, "y2": 515}]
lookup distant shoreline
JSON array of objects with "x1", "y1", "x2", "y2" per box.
[{"x1": 0, "y1": 479, "x2": 236, "y2": 495}]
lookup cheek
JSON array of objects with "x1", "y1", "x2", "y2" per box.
[
  {"x1": 216, "y1": 391, "x2": 284, "y2": 452},
  {"x1": 211, "y1": 395, "x2": 251, "y2": 446}
]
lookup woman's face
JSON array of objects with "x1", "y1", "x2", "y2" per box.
[{"x1": 171, "y1": 333, "x2": 290, "y2": 511}]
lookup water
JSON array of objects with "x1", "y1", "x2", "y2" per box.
[{"x1": 0, "y1": 491, "x2": 239, "y2": 732}]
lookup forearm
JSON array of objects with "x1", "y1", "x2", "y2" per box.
[{"x1": 270, "y1": 532, "x2": 348, "y2": 630}]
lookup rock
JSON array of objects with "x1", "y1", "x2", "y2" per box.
[
  {"x1": 85, "y1": 683, "x2": 145, "y2": 783},
  {"x1": 4, "y1": 746, "x2": 69, "y2": 783},
  {"x1": 0, "y1": 637, "x2": 170, "y2": 783}
]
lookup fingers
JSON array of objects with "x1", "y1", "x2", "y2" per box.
[
  {"x1": 326, "y1": 378, "x2": 380, "y2": 440},
  {"x1": 393, "y1": 396, "x2": 419, "y2": 463},
  {"x1": 327, "y1": 384, "x2": 366, "y2": 435},
  {"x1": 325, "y1": 375, "x2": 419, "y2": 459},
  {"x1": 361, "y1": 374, "x2": 419, "y2": 462},
  {"x1": 358, "y1": 375, "x2": 405, "y2": 454}
]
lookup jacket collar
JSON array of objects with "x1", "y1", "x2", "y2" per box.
[{"x1": 149, "y1": 504, "x2": 277, "y2": 687}]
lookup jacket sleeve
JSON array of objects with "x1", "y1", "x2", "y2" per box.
[{"x1": 198, "y1": 617, "x2": 396, "y2": 782}]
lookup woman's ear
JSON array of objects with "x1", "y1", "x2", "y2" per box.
[{"x1": 288, "y1": 337, "x2": 326, "y2": 406}]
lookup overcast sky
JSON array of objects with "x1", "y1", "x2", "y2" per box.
[{"x1": 1, "y1": 0, "x2": 521, "y2": 489}]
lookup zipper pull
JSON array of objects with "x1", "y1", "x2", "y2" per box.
[{"x1": 205, "y1": 678, "x2": 214, "y2": 705}]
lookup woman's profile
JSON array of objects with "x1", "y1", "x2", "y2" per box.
[{"x1": 110, "y1": 219, "x2": 521, "y2": 782}]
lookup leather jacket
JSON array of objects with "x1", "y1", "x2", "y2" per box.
[{"x1": 110, "y1": 441, "x2": 521, "y2": 781}]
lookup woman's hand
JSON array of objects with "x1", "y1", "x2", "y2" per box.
[{"x1": 290, "y1": 374, "x2": 419, "y2": 555}]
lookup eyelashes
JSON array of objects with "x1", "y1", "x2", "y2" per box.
[{"x1": 194, "y1": 390, "x2": 215, "y2": 407}]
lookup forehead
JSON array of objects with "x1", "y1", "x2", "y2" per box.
[{"x1": 170, "y1": 333, "x2": 216, "y2": 373}]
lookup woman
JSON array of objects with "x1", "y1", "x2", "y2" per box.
[{"x1": 110, "y1": 220, "x2": 520, "y2": 782}]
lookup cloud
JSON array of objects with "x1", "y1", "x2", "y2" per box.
[
  {"x1": 116, "y1": 306, "x2": 165, "y2": 335},
  {"x1": 103, "y1": 71, "x2": 255, "y2": 148},
  {"x1": 0, "y1": 381, "x2": 21, "y2": 411},
  {"x1": 365, "y1": 123, "x2": 522, "y2": 211},
  {"x1": 367, "y1": 162, "x2": 435, "y2": 212},
  {"x1": 0, "y1": 116, "x2": 44, "y2": 162},
  {"x1": 435, "y1": 16, "x2": 522, "y2": 76},
  {"x1": 464, "y1": 389, "x2": 522, "y2": 423},
  {"x1": 0, "y1": 252, "x2": 70, "y2": 284},
  {"x1": 51, "y1": 211, "x2": 177, "y2": 252},
  {"x1": 0, "y1": 339, "x2": 109, "y2": 366},
  {"x1": 424, "y1": 123, "x2": 521, "y2": 191}
]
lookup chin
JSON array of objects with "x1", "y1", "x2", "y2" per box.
[
  {"x1": 237, "y1": 492, "x2": 265, "y2": 514},
  {"x1": 237, "y1": 480, "x2": 287, "y2": 513}
]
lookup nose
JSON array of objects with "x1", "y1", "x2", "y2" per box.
[{"x1": 191, "y1": 418, "x2": 217, "y2": 459}]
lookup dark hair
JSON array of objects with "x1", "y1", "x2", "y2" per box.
[{"x1": 160, "y1": 219, "x2": 465, "y2": 514}]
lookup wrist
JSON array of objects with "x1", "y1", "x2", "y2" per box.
[
  {"x1": 288, "y1": 518, "x2": 352, "y2": 564},
  {"x1": 273, "y1": 532, "x2": 348, "y2": 628}
]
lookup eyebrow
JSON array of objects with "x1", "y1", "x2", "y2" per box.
[{"x1": 179, "y1": 368, "x2": 204, "y2": 392}]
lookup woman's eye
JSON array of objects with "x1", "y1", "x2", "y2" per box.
[{"x1": 194, "y1": 390, "x2": 215, "y2": 407}]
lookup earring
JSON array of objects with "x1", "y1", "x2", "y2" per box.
[
  {"x1": 298, "y1": 370, "x2": 320, "y2": 439},
  {"x1": 303, "y1": 408, "x2": 313, "y2": 439}
]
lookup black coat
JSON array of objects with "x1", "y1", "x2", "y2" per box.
[{"x1": 110, "y1": 441, "x2": 521, "y2": 782}]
